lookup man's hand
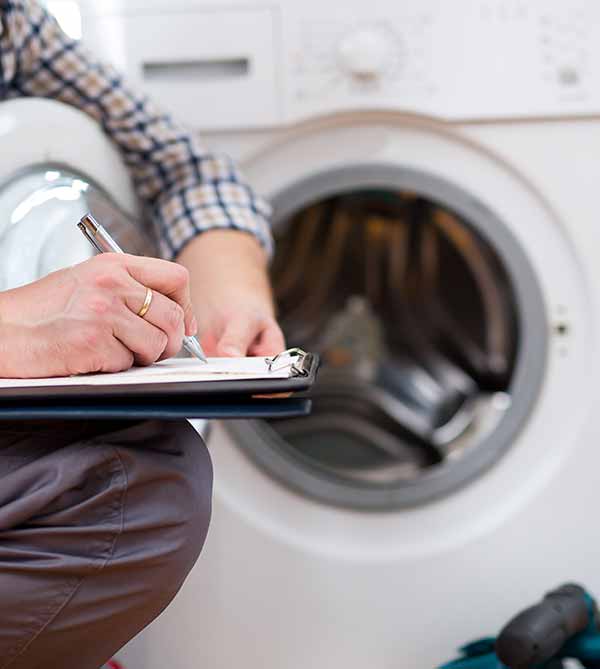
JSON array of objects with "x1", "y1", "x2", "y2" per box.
[
  {"x1": 0, "y1": 254, "x2": 197, "y2": 378},
  {"x1": 176, "y1": 230, "x2": 285, "y2": 358}
]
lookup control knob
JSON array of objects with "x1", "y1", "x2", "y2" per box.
[{"x1": 338, "y1": 27, "x2": 397, "y2": 80}]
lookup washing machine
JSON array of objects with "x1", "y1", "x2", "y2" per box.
[
  {"x1": 0, "y1": 98, "x2": 147, "y2": 291},
  {"x1": 74, "y1": 1, "x2": 600, "y2": 667}
]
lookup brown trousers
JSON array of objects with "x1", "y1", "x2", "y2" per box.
[{"x1": 0, "y1": 420, "x2": 213, "y2": 669}]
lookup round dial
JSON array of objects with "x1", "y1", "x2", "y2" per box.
[{"x1": 338, "y1": 27, "x2": 398, "y2": 79}]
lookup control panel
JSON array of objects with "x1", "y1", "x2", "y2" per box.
[
  {"x1": 80, "y1": 0, "x2": 600, "y2": 130},
  {"x1": 288, "y1": 15, "x2": 434, "y2": 108},
  {"x1": 282, "y1": 0, "x2": 600, "y2": 122}
]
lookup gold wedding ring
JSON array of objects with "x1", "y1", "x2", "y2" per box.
[{"x1": 137, "y1": 287, "x2": 153, "y2": 319}]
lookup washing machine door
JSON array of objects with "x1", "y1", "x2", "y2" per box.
[
  {"x1": 221, "y1": 114, "x2": 587, "y2": 511},
  {"x1": 0, "y1": 98, "x2": 148, "y2": 290}
]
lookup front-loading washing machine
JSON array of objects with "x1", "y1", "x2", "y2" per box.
[
  {"x1": 78, "y1": 1, "x2": 600, "y2": 667},
  {"x1": 0, "y1": 97, "x2": 146, "y2": 290}
]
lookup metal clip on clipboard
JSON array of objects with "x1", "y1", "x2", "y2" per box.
[{"x1": 266, "y1": 348, "x2": 312, "y2": 378}]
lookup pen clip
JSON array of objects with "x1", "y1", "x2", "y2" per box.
[
  {"x1": 78, "y1": 213, "x2": 124, "y2": 254},
  {"x1": 77, "y1": 221, "x2": 104, "y2": 254},
  {"x1": 266, "y1": 348, "x2": 310, "y2": 377}
]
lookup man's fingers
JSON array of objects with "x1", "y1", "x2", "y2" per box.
[
  {"x1": 66, "y1": 323, "x2": 135, "y2": 375},
  {"x1": 212, "y1": 316, "x2": 285, "y2": 358},
  {"x1": 111, "y1": 306, "x2": 170, "y2": 366},
  {"x1": 216, "y1": 317, "x2": 260, "y2": 357},
  {"x1": 121, "y1": 255, "x2": 196, "y2": 336},
  {"x1": 122, "y1": 285, "x2": 185, "y2": 360},
  {"x1": 199, "y1": 330, "x2": 220, "y2": 358},
  {"x1": 248, "y1": 320, "x2": 286, "y2": 357},
  {"x1": 99, "y1": 338, "x2": 136, "y2": 374}
]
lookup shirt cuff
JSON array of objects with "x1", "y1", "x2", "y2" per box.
[{"x1": 154, "y1": 182, "x2": 275, "y2": 261}]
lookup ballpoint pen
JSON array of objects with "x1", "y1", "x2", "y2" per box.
[{"x1": 77, "y1": 213, "x2": 208, "y2": 363}]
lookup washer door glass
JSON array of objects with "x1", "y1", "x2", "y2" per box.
[
  {"x1": 228, "y1": 167, "x2": 547, "y2": 510},
  {"x1": 0, "y1": 166, "x2": 152, "y2": 291}
]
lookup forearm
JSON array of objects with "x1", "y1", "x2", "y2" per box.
[
  {"x1": 0, "y1": 322, "x2": 30, "y2": 378},
  {"x1": 176, "y1": 230, "x2": 275, "y2": 319},
  {"x1": 0, "y1": 291, "x2": 17, "y2": 376},
  {"x1": 0, "y1": 291, "x2": 33, "y2": 378},
  {"x1": 0, "y1": 316, "x2": 13, "y2": 378}
]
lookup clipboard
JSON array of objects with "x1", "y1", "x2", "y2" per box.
[{"x1": 0, "y1": 349, "x2": 319, "y2": 421}]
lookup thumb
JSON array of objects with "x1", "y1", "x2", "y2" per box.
[{"x1": 216, "y1": 317, "x2": 259, "y2": 357}]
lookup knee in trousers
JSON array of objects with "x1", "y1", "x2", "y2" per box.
[{"x1": 151, "y1": 443, "x2": 214, "y2": 599}]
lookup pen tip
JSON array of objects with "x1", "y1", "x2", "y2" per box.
[
  {"x1": 190, "y1": 340, "x2": 208, "y2": 363},
  {"x1": 183, "y1": 336, "x2": 208, "y2": 363}
]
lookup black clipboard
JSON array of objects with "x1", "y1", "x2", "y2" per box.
[{"x1": 0, "y1": 351, "x2": 319, "y2": 421}]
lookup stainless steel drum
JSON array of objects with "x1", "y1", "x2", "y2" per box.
[{"x1": 228, "y1": 167, "x2": 546, "y2": 510}]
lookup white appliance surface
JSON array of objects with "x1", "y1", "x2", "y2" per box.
[
  {"x1": 0, "y1": 98, "x2": 139, "y2": 290},
  {"x1": 72, "y1": 2, "x2": 600, "y2": 668},
  {"x1": 80, "y1": 0, "x2": 600, "y2": 129}
]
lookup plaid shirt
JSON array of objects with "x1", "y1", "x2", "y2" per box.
[{"x1": 0, "y1": 0, "x2": 273, "y2": 259}]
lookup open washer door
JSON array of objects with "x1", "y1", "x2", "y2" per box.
[
  {"x1": 0, "y1": 98, "x2": 148, "y2": 292},
  {"x1": 222, "y1": 114, "x2": 585, "y2": 511}
]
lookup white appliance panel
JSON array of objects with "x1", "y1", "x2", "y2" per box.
[
  {"x1": 282, "y1": 0, "x2": 600, "y2": 123},
  {"x1": 81, "y1": 0, "x2": 600, "y2": 129},
  {"x1": 83, "y1": 6, "x2": 281, "y2": 129}
]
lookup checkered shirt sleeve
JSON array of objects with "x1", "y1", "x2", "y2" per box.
[{"x1": 0, "y1": 0, "x2": 274, "y2": 259}]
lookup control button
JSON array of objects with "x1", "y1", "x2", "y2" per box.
[
  {"x1": 558, "y1": 65, "x2": 580, "y2": 86},
  {"x1": 337, "y1": 27, "x2": 397, "y2": 80}
]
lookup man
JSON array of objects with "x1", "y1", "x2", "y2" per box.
[{"x1": 0, "y1": 1, "x2": 285, "y2": 667}]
